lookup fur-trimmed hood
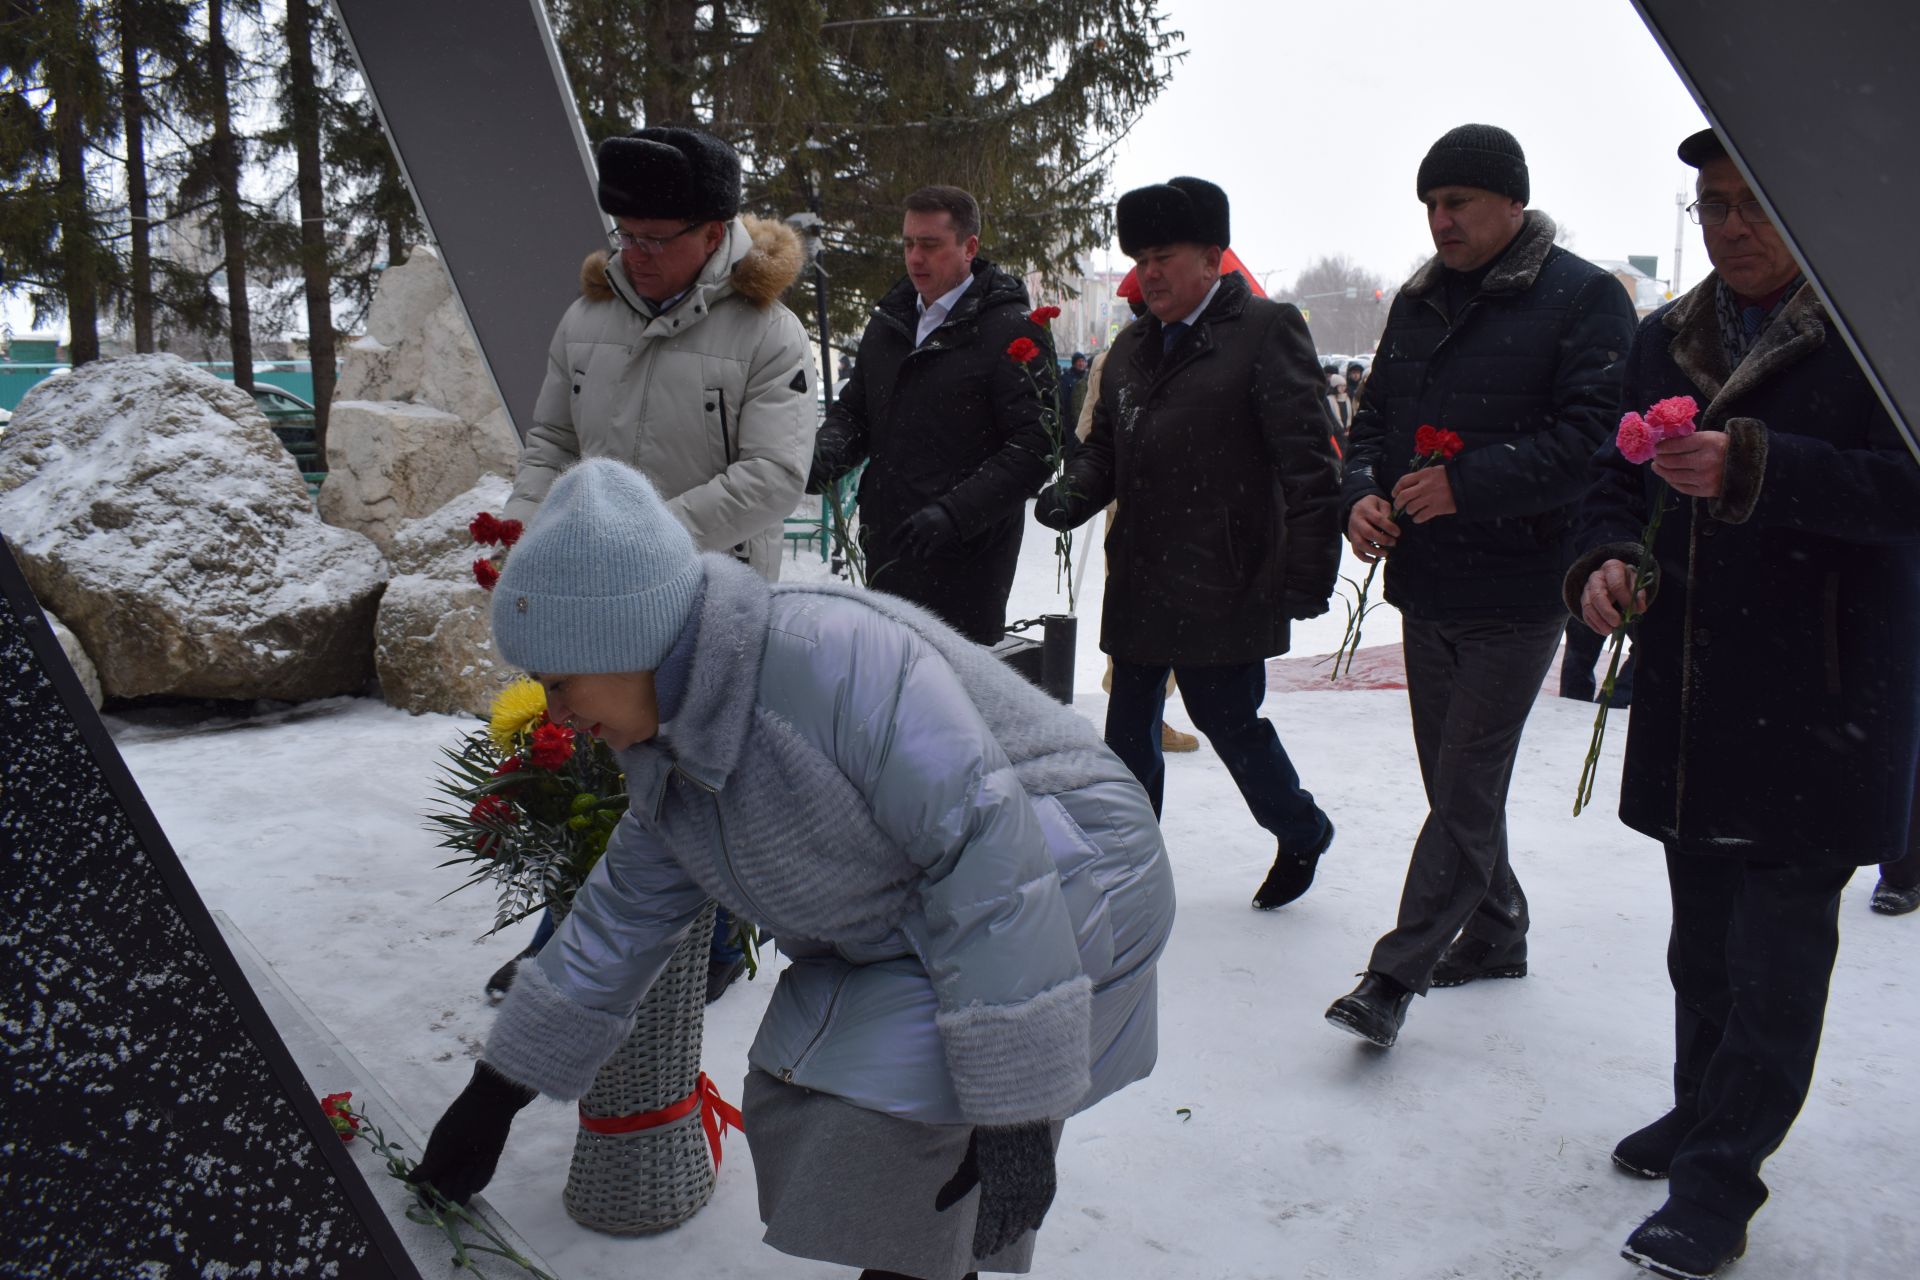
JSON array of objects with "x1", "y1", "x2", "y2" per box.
[
  {"x1": 578, "y1": 213, "x2": 803, "y2": 309},
  {"x1": 1402, "y1": 208, "x2": 1559, "y2": 298}
]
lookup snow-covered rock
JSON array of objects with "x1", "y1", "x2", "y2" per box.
[
  {"x1": 0, "y1": 354, "x2": 388, "y2": 702},
  {"x1": 374, "y1": 475, "x2": 514, "y2": 717},
  {"x1": 48, "y1": 609, "x2": 104, "y2": 709},
  {"x1": 324, "y1": 246, "x2": 520, "y2": 552}
]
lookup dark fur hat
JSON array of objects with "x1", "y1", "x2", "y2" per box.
[
  {"x1": 1116, "y1": 176, "x2": 1231, "y2": 256},
  {"x1": 1677, "y1": 127, "x2": 1728, "y2": 168},
  {"x1": 1417, "y1": 124, "x2": 1528, "y2": 204},
  {"x1": 596, "y1": 128, "x2": 741, "y2": 221}
]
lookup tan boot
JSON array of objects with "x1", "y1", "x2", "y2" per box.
[{"x1": 1160, "y1": 722, "x2": 1199, "y2": 753}]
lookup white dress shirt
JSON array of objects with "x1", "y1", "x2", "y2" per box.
[{"x1": 915, "y1": 276, "x2": 975, "y2": 347}]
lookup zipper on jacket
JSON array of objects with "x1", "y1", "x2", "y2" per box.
[{"x1": 780, "y1": 967, "x2": 853, "y2": 1083}]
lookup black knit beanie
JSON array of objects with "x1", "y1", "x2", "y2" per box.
[
  {"x1": 1416, "y1": 124, "x2": 1529, "y2": 205},
  {"x1": 596, "y1": 127, "x2": 741, "y2": 221}
]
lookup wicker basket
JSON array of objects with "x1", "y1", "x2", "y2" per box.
[{"x1": 562, "y1": 901, "x2": 719, "y2": 1233}]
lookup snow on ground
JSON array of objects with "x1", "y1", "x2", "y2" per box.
[{"x1": 111, "y1": 517, "x2": 1915, "y2": 1280}]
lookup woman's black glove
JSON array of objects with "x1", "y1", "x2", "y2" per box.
[
  {"x1": 1033, "y1": 484, "x2": 1077, "y2": 531},
  {"x1": 894, "y1": 503, "x2": 962, "y2": 558},
  {"x1": 409, "y1": 1061, "x2": 537, "y2": 1206},
  {"x1": 933, "y1": 1122, "x2": 1058, "y2": 1259}
]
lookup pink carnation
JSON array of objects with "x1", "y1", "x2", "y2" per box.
[
  {"x1": 1616, "y1": 411, "x2": 1657, "y2": 464},
  {"x1": 1645, "y1": 395, "x2": 1699, "y2": 441}
]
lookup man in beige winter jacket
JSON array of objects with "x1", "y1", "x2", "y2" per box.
[{"x1": 504, "y1": 127, "x2": 815, "y2": 583}]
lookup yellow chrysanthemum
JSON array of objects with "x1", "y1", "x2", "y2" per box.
[{"x1": 488, "y1": 678, "x2": 547, "y2": 752}]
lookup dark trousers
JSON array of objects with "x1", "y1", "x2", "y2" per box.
[
  {"x1": 1662, "y1": 848, "x2": 1854, "y2": 1225},
  {"x1": 1369, "y1": 615, "x2": 1565, "y2": 992},
  {"x1": 1559, "y1": 616, "x2": 1635, "y2": 704},
  {"x1": 1880, "y1": 752, "x2": 1920, "y2": 889},
  {"x1": 1105, "y1": 659, "x2": 1327, "y2": 851}
]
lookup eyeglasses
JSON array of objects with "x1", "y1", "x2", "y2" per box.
[
  {"x1": 607, "y1": 222, "x2": 706, "y2": 255},
  {"x1": 1686, "y1": 200, "x2": 1770, "y2": 227}
]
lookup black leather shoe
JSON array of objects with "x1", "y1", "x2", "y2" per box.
[
  {"x1": 1252, "y1": 818, "x2": 1336, "y2": 910},
  {"x1": 483, "y1": 957, "x2": 520, "y2": 1003},
  {"x1": 1870, "y1": 878, "x2": 1920, "y2": 915},
  {"x1": 1622, "y1": 1200, "x2": 1747, "y2": 1279},
  {"x1": 1325, "y1": 972, "x2": 1412, "y2": 1048},
  {"x1": 1612, "y1": 1106, "x2": 1694, "y2": 1179},
  {"x1": 1430, "y1": 934, "x2": 1528, "y2": 988},
  {"x1": 706, "y1": 955, "x2": 748, "y2": 1004}
]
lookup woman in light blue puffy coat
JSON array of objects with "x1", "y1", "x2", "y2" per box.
[{"x1": 414, "y1": 458, "x2": 1175, "y2": 1280}]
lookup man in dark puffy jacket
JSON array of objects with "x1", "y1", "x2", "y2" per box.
[
  {"x1": 1036, "y1": 176, "x2": 1342, "y2": 910},
  {"x1": 1324, "y1": 125, "x2": 1636, "y2": 1049},
  {"x1": 807, "y1": 186, "x2": 1055, "y2": 644}
]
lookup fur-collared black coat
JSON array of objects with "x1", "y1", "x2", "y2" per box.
[
  {"x1": 1566, "y1": 277, "x2": 1920, "y2": 864},
  {"x1": 1046, "y1": 271, "x2": 1342, "y2": 666},
  {"x1": 1343, "y1": 211, "x2": 1638, "y2": 619},
  {"x1": 810, "y1": 258, "x2": 1055, "y2": 644}
]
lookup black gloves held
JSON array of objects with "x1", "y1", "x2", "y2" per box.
[
  {"x1": 804, "y1": 452, "x2": 837, "y2": 497},
  {"x1": 1284, "y1": 592, "x2": 1331, "y2": 621},
  {"x1": 934, "y1": 1121, "x2": 1058, "y2": 1260},
  {"x1": 1033, "y1": 485, "x2": 1076, "y2": 532},
  {"x1": 409, "y1": 1061, "x2": 538, "y2": 1206},
  {"x1": 894, "y1": 502, "x2": 962, "y2": 558}
]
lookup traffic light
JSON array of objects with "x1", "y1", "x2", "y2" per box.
[{"x1": 1373, "y1": 288, "x2": 1384, "y2": 305}]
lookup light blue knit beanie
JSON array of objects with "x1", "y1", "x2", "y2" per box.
[{"x1": 490, "y1": 458, "x2": 702, "y2": 674}]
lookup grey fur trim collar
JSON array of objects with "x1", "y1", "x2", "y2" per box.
[
  {"x1": 1402, "y1": 209, "x2": 1557, "y2": 298},
  {"x1": 1663, "y1": 274, "x2": 1825, "y2": 417},
  {"x1": 634, "y1": 554, "x2": 770, "y2": 787}
]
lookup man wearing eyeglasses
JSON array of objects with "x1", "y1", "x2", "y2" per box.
[
  {"x1": 500, "y1": 127, "x2": 814, "y2": 1006},
  {"x1": 504, "y1": 127, "x2": 814, "y2": 588},
  {"x1": 1570, "y1": 127, "x2": 1920, "y2": 1280}
]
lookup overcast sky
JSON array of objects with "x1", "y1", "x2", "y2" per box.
[{"x1": 1096, "y1": 0, "x2": 1713, "y2": 296}]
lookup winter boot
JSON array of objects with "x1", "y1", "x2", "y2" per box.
[
  {"x1": 1612, "y1": 1106, "x2": 1695, "y2": 1179},
  {"x1": 1160, "y1": 722, "x2": 1200, "y2": 753},
  {"x1": 1621, "y1": 1199, "x2": 1747, "y2": 1279},
  {"x1": 1324, "y1": 972, "x2": 1413, "y2": 1048},
  {"x1": 1251, "y1": 818, "x2": 1335, "y2": 910},
  {"x1": 1430, "y1": 934, "x2": 1528, "y2": 988},
  {"x1": 1870, "y1": 877, "x2": 1920, "y2": 915},
  {"x1": 706, "y1": 954, "x2": 748, "y2": 1004},
  {"x1": 484, "y1": 957, "x2": 522, "y2": 1003}
]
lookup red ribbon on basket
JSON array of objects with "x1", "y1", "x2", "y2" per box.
[{"x1": 577, "y1": 1071, "x2": 744, "y2": 1170}]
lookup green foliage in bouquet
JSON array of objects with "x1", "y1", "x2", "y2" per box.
[{"x1": 427, "y1": 678, "x2": 629, "y2": 935}]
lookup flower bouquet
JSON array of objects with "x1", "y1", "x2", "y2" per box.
[
  {"x1": 1328, "y1": 425, "x2": 1464, "y2": 680},
  {"x1": 1007, "y1": 306, "x2": 1077, "y2": 611},
  {"x1": 1572, "y1": 395, "x2": 1697, "y2": 815}
]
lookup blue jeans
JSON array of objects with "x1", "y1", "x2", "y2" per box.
[{"x1": 1105, "y1": 658, "x2": 1327, "y2": 851}]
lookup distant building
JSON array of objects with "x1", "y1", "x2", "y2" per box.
[{"x1": 1591, "y1": 258, "x2": 1671, "y2": 317}]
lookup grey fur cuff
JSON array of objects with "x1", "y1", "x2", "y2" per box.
[
  {"x1": 483, "y1": 960, "x2": 634, "y2": 1100},
  {"x1": 1563, "y1": 541, "x2": 1653, "y2": 618},
  {"x1": 1708, "y1": 417, "x2": 1768, "y2": 525},
  {"x1": 937, "y1": 975, "x2": 1093, "y2": 1126}
]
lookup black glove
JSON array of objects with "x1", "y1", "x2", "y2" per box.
[
  {"x1": 409, "y1": 1061, "x2": 537, "y2": 1206},
  {"x1": 1034, "y1": 484, "x2": 1078, "y2": 531},
  {"x1": 804, "y1": 450, "x2": 838, "y2": 497},
  {"x1": 894, "y1": 502, "x2": 962, "y2": 558},
  {"x1": 1284, "y1": 592, "x2": 1330, "y2": 621},
  {"x1": 933, "y1": 1122, "x2": 1058, "y2": 1259}
]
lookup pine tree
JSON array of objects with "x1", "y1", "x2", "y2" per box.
[
  {"x1": 200, "y1": 0, "x2": 255, "y2": 387},
  {"x1": 110, "y1": 0, "x2": 193, "y2": 353}
]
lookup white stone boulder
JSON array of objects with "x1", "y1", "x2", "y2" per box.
[
  {"x1": 374, "y1": 475, "x2": 514, "y2": 717},
  {"x1": 325, "y1": 246, "x2": 521, "y2": 550},
  {"x1": 48, "y1": 610, "x2": 104, "y2": 709},
  {"x1": 0, "y1": 354, "x2": 388, "y2": 702}
]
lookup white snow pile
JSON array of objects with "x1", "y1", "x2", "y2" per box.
[{"x1": 0, "y1": 353, "x2": 388, "y2": 701}]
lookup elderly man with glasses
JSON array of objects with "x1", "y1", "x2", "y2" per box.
[
  {"x1": 1570, "y1": 127, "x2": 1920, "y2": 1280},
  {"x1": 498, "y1": 127, "x2": 815, "y2": 1005}
]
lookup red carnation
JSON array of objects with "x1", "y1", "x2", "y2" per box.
[
  {"x1": 473, "y1": 558, "x2": 501, "y2": 591},
  {"x1": 1005, "y1": 336, "x2": 1042, "y2": 364},
  {"x1": 1617, "y1": 411, "x2": 1657, "y2": 464},
  {"x1": 470, "y1": 795, "x2": 516, "y2": 826},
  {"x1": 529, "y1": 721, "x2": 576, "y2": 771},
  {"x1": 497, "y1": 518, "x2": 525, "y2": 548},
  {"x1": 1028, "y1": 305, "x2": 1061, "y2": 326},
  {"x1": 492, "y1": 754, "x2": 524, "y2": 777},
  {"x1": 320, "y1": 1091, "x2": 361, "y2": 1143},
  {"x1": 1434, "y1": 428, "x2": 1465, "y2": 459},
  {"x1": 1645, "y1": 395, "x2": 1699, "y2": 441},
  {"x1": 1414, "y1": 425, "x2": 1439, "y2": 457},
  {"x1": 469, "y1": 511, "x2": 503, "y2": 545}
]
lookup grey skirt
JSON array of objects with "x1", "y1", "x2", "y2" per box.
[{"x1": 742, "y1": 1070, "x2": 1057, "y2": 1279}]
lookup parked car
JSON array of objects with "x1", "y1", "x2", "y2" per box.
[{"x1": 250, "y1": 385, "x2": 324, "y2": 478}]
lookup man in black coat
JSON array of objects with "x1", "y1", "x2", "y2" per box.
[
  {"x1": 1572, "y1": 128, "x2": 1920, "y2": 1280},
  {"x1": 807, "y1": 185, "x2": 1054, "y2": 644},
  {"x1": 1037, "y1": 176, "x2": 1342, "y2": 907},
  {"x1": 1325, "y1": 125, "x2": 1636, "y2": 1049}
]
